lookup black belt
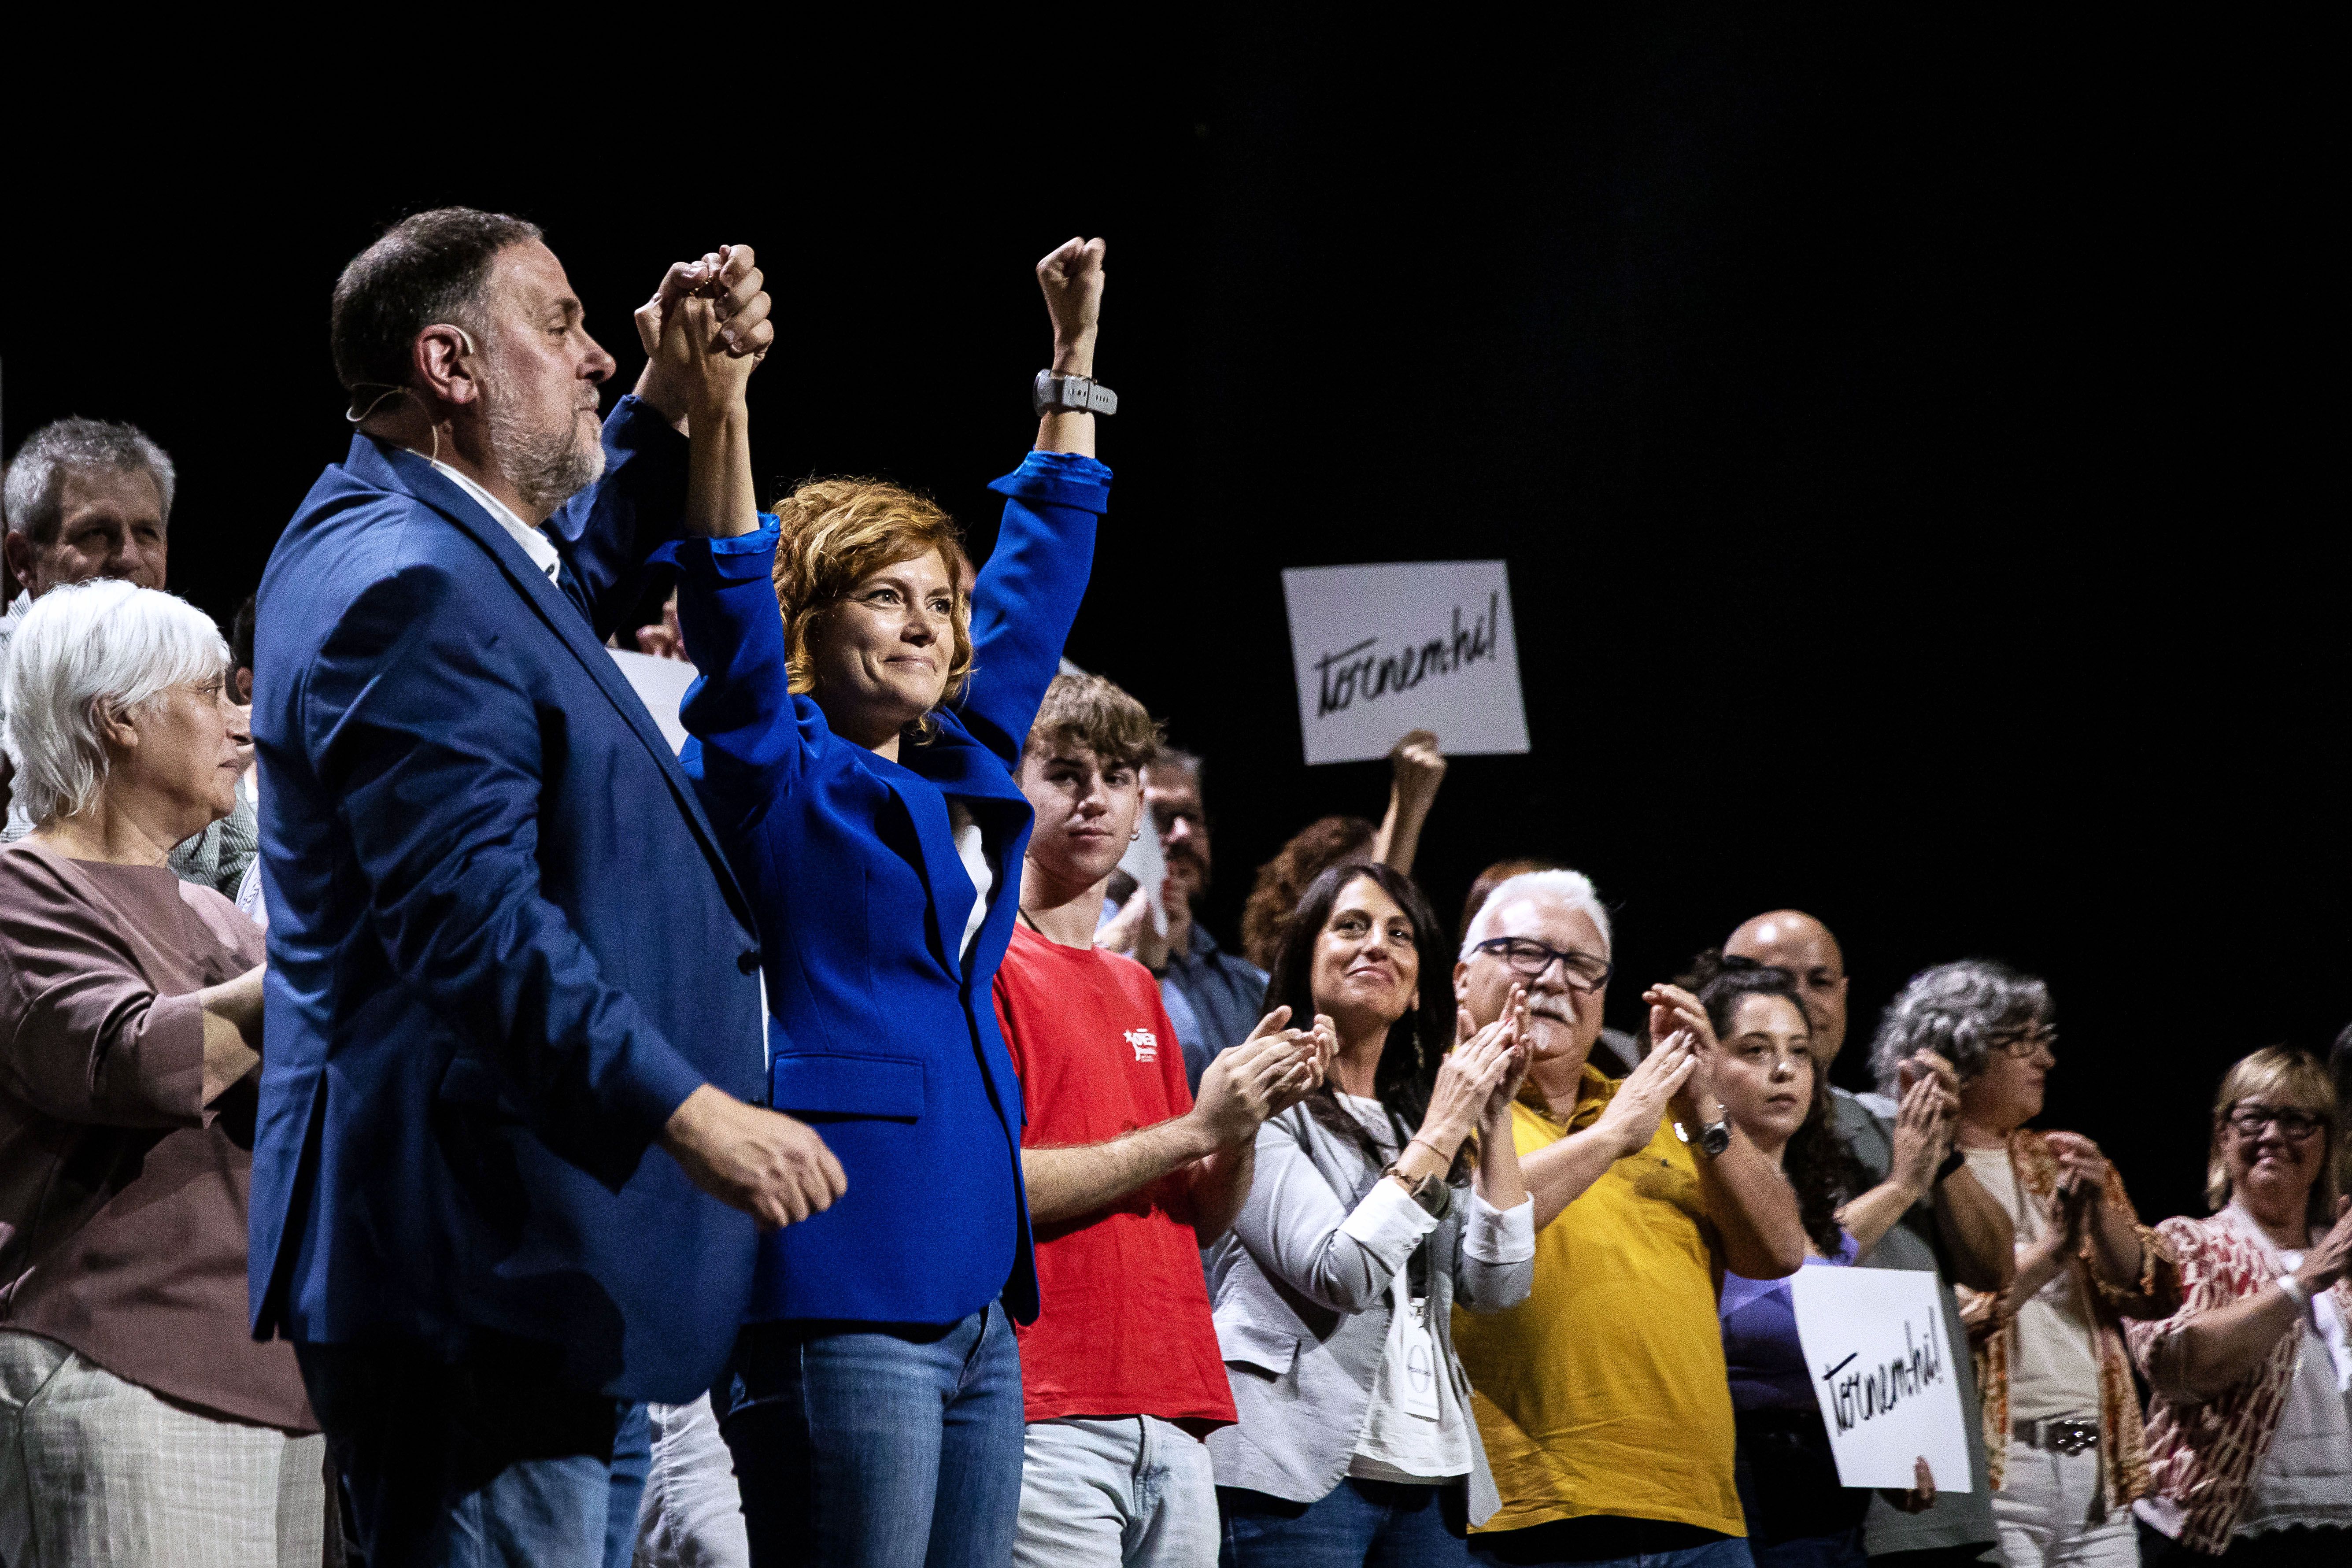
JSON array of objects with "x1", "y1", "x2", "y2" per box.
[{"x1": 2014, "y1": 1417, "x2": 2099, "y2": 1455}]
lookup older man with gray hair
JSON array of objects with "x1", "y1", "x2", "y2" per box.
[
  {"x1": 1, "y1": 417, "x2": 256, "y2": 896},
  {"x1": 1448, "y1": 869, "x2": 1806, "y2": 1568}
]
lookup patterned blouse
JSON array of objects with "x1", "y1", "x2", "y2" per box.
[
  {"x1": 2125, "y1": 1207, "x2": 2352, "y2": 1556},
  {"x1": 1953, "y1": 1129, "x2": 2178, "y2": 1505}
]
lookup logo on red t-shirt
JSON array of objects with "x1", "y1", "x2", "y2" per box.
[{"x1": 1124, "y1": 1028, "x2": 1158, "y2": 1062}]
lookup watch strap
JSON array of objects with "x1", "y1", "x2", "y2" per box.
[{"x1": 1032, "y1": 370, "x2": 1118, "y2": 417}]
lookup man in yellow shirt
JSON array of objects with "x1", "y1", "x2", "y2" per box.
[{"x1": 1449, "y1": 870, "x2": 1807, "y2": 1568}]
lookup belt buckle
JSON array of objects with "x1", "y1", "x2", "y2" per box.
[{"x1": 2047, "y1": 1419, "x2": 2098, "y2": 1456}]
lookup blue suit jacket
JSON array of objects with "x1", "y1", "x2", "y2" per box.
[
  {"x1": 248, "y1": 397, "x2": 766, "y2": 1402},
  {"x1": 665, "y1": 449, "x2": 1109, "y2": 1325}
]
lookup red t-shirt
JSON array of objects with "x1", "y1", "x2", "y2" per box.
[{"x1": 994, "y1": 922, "x2": 1237, "y2": 1429}]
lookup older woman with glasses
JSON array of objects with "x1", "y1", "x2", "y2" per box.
[
  {"x1": 0, "y1": 581, "x2": 323, "y2": 1565},
  {"x1": 2126, "y1": 1047, "x2": 2352, "y2": 1564},
  {"x1": 1871, "y1": 960, "x2": 2178, "y2": 1568}
]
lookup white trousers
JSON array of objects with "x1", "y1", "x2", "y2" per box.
[
  {"x1": 0, "y1": 1329, "x2": 327, "y2": 1568},
  {"x1": 1013, "y1": 1416, "x2": 1218, "y2": 1568},
  {"x1": 1992, "y1": 1437, "x2": 2139, "y2": 1568}
]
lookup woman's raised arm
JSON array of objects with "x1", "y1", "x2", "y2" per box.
[{"x1": 1033, "y1": 237, "x2": 1105, "y2": 458}]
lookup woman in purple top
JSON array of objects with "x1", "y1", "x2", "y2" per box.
[{"x1": 1698, "y1": 959, "x2": 1945, "y2": 1568}]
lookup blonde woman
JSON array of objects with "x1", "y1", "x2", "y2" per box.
[{"x1": 2127, "y1": 1048, "x2": 2352, "y2": 1564}]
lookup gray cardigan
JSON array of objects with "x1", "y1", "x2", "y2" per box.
[{"x1": 1203, "y1": 1100, "x2": 1534, "y2": 1522}]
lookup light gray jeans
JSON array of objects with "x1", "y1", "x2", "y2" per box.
[
  {"x1": 1014, "y1": 1416, "x2": 1218, "y2": 1568},
  {"x1": 633, "y1": 1395, "x2": 751, "y2": 1568},
  {"x1": 1991, "y1": 1437, "x2": 2139, "y2": 1568},
  {"x1": 0, "y1": 1329, "x2": 327, "y2": 1568}
]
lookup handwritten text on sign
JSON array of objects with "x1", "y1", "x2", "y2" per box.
[
  {"x1": 1280, "y1": 562, "x2": 1529, "y2": 766},
  {"x1": 1788, "y1": 1266, "x2": 1975, "y2": 1491}
]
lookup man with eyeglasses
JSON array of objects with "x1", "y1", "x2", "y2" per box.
[
  {"x1": 1728, "y1": 911, "x2": 2013, "y2": 1566},
  {"x1": 1447, "y1": 869, "x2": 1808, "y2": 1568},
  {"x1": 1125, "y1": 748, "x2": 1269, "y2": 1091}
]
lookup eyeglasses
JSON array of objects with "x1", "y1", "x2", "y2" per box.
[
  {"x1": 1987, "y1": 1024, "x2": 2058, "y2": 1062},
  {"x1": 1472, "y1": 937, "x2": 1613, "y2": 992},
  {"x1": 2226, "y1": 1103, "x2": 2328, "y2": 1142}
]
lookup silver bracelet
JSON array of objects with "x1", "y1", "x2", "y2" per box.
[{"x1": 2277, "y1": 1273, "x2": 2311, "y2": 1310}]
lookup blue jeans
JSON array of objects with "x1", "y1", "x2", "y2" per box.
[
  {"x1": 715, "y1": 1302, "x2": 1024, "y2": 1568},
  {"x1": 295, "y1": 1340, "x2": 648, "y2": 1568},
  {"x1": 1220, "y1": 1479, "x2": 1469, "y2": 1568},
  {"x1": 1466, "y1": 1515, "x2": 1755, "y2": 1568}
]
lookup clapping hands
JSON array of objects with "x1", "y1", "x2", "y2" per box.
[
  {"x1": 1644, "y1": 982, "x2": 1722, "y2": 1125},
  {"x1": 1889, "y1": 1073, "x2": 1959, "y2": 1198},
  {"x1": 1192, "y1": 1006, "x2": 1334, "y2": 1148},
  {"x1": 1424, "y1": 990, "x2": 1531, "y2": 1146}
]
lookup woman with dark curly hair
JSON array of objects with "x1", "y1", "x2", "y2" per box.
[
  {"x1": 1700, "y1": 960, "x2": 1939, "y2": 1567},
  {"x1": 1237, "y1": 730, "x2": 1448, "y2": 971}
]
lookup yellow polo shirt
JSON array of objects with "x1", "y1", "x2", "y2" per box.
[{"x1": 1451, "y1": 1068, "x2": 1744, "y2": 1537}]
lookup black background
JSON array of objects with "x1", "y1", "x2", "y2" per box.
[{"x1": 4, "y1": 18, "x2": 2341, "y2": 1224}]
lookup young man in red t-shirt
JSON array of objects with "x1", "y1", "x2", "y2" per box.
[{"x1": 997, "y1": 674, "x2": 1330, "y2": 1568}]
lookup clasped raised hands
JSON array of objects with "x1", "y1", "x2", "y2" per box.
[{"x1": 634, "y1": 244, "x2": 773, "y2": 425}]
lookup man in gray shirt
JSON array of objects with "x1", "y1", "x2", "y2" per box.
[{"x1": 1727, "y1": 910, "x2": 2010, "y2": 1567}]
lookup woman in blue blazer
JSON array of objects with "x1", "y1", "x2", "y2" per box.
[{"x1": 659, "y1": 238, "x2": 1113, "y2": 1568}]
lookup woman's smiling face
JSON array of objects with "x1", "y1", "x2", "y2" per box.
[
  {"x1": 1310, "y1": 874, "x2": 1421, "y2": 1035},
  {"x1": 806, "y1": 549, "x2": 957, "y2": 743}
]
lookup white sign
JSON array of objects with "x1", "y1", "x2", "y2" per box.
[
  {"x1": 1789, "y1": 1267, "x2": 1975, "y2": 1491},
  {"x1": 1280, "y1": 561, "x2": 1528, "y2": 766},
  {"x1": 610, "y1": 648, "x2": 697, "y2": 756},
  {"x1": 1115, "y1": 811, "x2": 1169, "y2": 936}
]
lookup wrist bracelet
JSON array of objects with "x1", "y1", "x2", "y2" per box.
[
  {"x1": 1934, "y1": 1150, "x2": 1966, "y2": 1185},
  {"x1": 2277, "y1": 1274, "x2": 2311, "y2": 1311}
]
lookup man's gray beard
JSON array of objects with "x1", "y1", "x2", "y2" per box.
[{"x1": 483, "y1": 363, "x2": 605, "y2": 514}]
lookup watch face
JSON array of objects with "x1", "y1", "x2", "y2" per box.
[{"x1": 1700, "y1": 1123, "x2": 1733, "y2": 1157}]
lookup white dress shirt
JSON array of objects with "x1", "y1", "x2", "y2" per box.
[{"x1": 428, "y1": 458, "x2": 562, "y2": 583}]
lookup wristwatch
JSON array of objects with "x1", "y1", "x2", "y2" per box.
[
  {"x1": 1384, "y1": 1163, "x2": 1453, "y2": 1220},
  {"x1": 1695, "y1": 1117, "x2": 1733, "y2": 1159},
  {"x1": 1032, "y1": 370, "x2": 1118, "y2": 418}
]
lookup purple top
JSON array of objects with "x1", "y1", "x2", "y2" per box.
[{"x1": 1721, "y1": 1233, "x2": 1860, "y2": 1412}]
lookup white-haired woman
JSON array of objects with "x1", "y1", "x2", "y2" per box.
[
  {"x1": 2126, "y1": 1047, "x2": 2352, "y2": 1564},
  {"x1": 0, "y1": 580, "x2": 323, "y2": 1565},
  {"x1": 1874, "y1": 960, "x2": 2178, "y2": 1568}
]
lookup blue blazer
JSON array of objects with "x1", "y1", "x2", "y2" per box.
[
  {"x1": 666, "y1": 449, "x2": 1110, "y2": 1326},
  {"x1": 248, "y1": 397, "x2": 766, "y2": 1402}
]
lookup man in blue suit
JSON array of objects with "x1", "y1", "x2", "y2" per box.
[{"x1": 250, "y1": 208, "x2": 843, "y2": 1568}]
